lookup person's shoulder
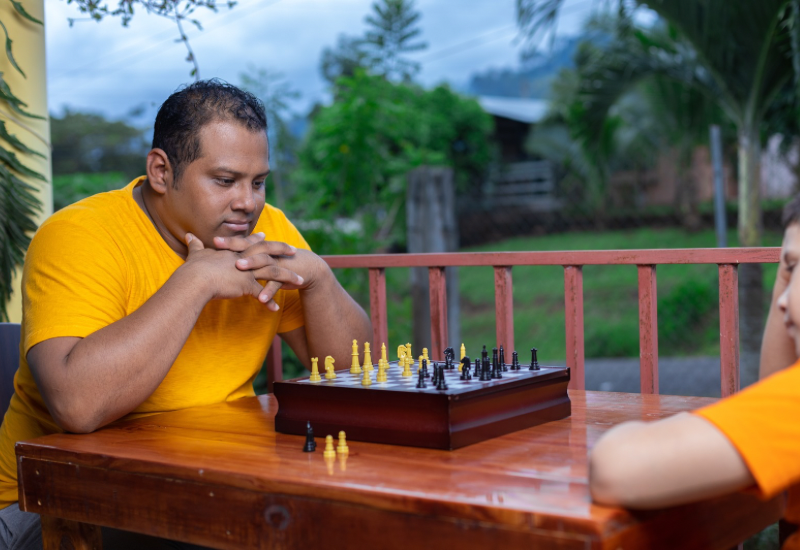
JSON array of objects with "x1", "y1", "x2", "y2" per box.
[{"x1": 38, "y1": 178, "x2": 142, "y2": 238}]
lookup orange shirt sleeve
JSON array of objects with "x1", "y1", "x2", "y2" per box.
[{"x1": 694, "y1": 360, "x2": 800, "y2": 499}]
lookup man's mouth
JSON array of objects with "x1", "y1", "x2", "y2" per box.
[{"x1": 222, "y1": 220, "x2": 251, "y2": 232}]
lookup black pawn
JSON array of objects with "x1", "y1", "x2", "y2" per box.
[
  {"x1": 499, "y1": 346, "x2": 507, "y2": 371},
  {"x1": 474, "y1": 358, "x2": 481, "y2": 378},
  {"x1": 416, "y1": 364, "x2": 427, "y2": 388},
  {"x1": 460, "y1": 356, "x2": 471, "y2": 380},
  {"x1": 436, "y1": 364, "x2": 449, "y2": 390},
  {"x1": 511, "y1": 351, "x2": 520, "y2": 370},
  {"x1": 423, "y1": 358, "x2": 430, "y2": 378},
  {"x1": 529, "y1": 347, "x2": 540, "y2": 370},
  {"x1": 303, "y1": 421, "x2": 316, "y2": 452}
]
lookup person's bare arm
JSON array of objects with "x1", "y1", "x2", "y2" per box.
[
  {"x1": 27, "y1": 234, "x2": 302, "y2": 434},
  {"x1": 760, "y1": 252, "x2": 797, "y2": 379},
  {"x1": 589, "y1": 413, "x2": 755, "y2": 509}
]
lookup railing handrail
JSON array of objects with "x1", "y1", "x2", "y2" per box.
[
  {"x1": 266, "y1": 247, "x2": 781, "y2": 396},
  {"x1": 321, "y1": 247, "x2": 780, "y2": 268}
]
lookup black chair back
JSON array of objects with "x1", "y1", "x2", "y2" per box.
[{"x1": 0, "y1": 323, "x2": 21, "y2": 416}]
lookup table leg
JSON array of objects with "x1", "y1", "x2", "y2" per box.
[{"x1": 41, "y1": 515, "x2": 102, "y2": 550}]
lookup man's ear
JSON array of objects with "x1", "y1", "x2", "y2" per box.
[{"x1": 145, "y1": 148, "x2": 173, "y2": 195}]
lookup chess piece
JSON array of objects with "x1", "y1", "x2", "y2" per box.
[
  {"x1": 436, "y1": 364, "x2": 448, "y2": 391},
  {"x1": 416, "y1": 365, "x2": 427, "y2": 388},
  {"x1": 323, "y1": 435, "x2": 336, "y2": 458},
  {"x1": 397, "y1": 344, "x2": 407, "y2": 363},
  {"x1": 422, "y1": 347, "x2": 429, "y2": 364},
  {"x1": 474, "y1": 358, "x2": 481, "y2": 379},
  {"x1": 460, "y1": 356, "x2": 471, "y2": 380},
  {"x1": 337, "y1": 431, "x2": 349, "y2": 455},
  {"x1": 302, "y1": 421, "x2": 316, "y2": 452},
  {"x1": 351, "y1": 340, "x2": 362, "y2": 374},
  {"x1": 406, "y1": 343, "x2": 412, "y2": 363},
  {"x1": 492, "y1": 347, "x2": 499, "y2": 374},
  {"x1": 309, "y1": 357, "x2": 321, "y2": 383},
  {"x1": 460, "y1": 343, "x2": 466, "y2": 361},
  {"x1": 381, "y1": 343, "x2": 388, "y2": 365},
  {"x1": 430, "y1": 361, "x2": 438, "y2": 385},
  {"x1": 401, "y1": 355, "x2": 412, "y2": 377},
  {"x1": 422, "y1": 358, "x2": 429, "y2": 379},
  {"x1": 511, "y1": 351, "x2": 520, "y2": 370},
  {"x1": 529, "y1": 348, "x2": 540, "y2": 370},
  {"x1": 377, "y1": 359, "x2": 387, "y2": 382},
  {"x1": 361, "y1": 364, "x2": 372, "y2": 386},
  {"x1": 499, "y1": 346, "x2": 507, "y2": 371},
  {"x1": 324, "y1": 356, "x2": 336, "y2": 379},
  {"x1": 363, "y1": 342, "x2": 373, "y2": 371},
  {"x1": 482, "y1": 345, "x2": 488, "y2": 360}
]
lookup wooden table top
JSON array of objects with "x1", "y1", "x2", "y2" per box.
[{"x1": 16, "y1": 391, "x2": 784, "y2": 550}]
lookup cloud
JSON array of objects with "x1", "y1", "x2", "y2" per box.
[{"x1": 45, "y1": 0, "x2": 590, "y2": 120}]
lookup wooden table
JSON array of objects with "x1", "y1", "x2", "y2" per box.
[{"x1": 16, "y1": 391, "x2": 784, "y2": 550}]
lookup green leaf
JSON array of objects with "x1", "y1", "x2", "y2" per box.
[
  {"x1": 10, "y1": 1, "x2": 44, "y2": 25},
  {"x1": 0, "y1": 120, "x2": 44, "y2": 158},
  {"x1": 0, "y1": 146, "x2": 46, "y2": 181},
  {"x1": 0, "y1": 20, "x2": 24, "y2": 77}
]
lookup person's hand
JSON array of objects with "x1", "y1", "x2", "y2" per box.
[
  {"x1": 213, "y1": 233, "x2": 309, "y2": 305},
  {"x1": 183, "y1": 233, "x2": 300, "y2": 310}
]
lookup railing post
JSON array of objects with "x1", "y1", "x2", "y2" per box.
[
  {"x1": 429, "y1": 267, "x2": 449, "y2": 361},
  {"x1": 564, "y1": 266, "x2": 585, "y2": 390},
  {"x1": 266, "y1": 335, "x2": 283, "y2": 393},
  {"x1": 369, "y1": 268, "x2": 389, "y2": 355},
  {"x1": 719, "y1": 264, "x2": 740, "y2": 397},
  {"x1": 494, "y1": 266, "x2": 515, "y2": 357},
  {"x1": 637, "y1": 265, "x2": 659, "y2": 394}
]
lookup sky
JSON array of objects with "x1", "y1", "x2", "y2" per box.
[{"x1": 44, "y1": 0, "x2": 595, "y2": 123}]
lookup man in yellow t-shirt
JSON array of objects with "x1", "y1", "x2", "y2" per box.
[
  {"x1": 588, "y1": 195, "x2": 800, "y2": 548},
  {"x1": 0, "y1": 80, "x2": 371, "y2": 549}
]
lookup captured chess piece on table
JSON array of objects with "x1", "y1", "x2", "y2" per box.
[{"x1": 303, "y1": 421, "x2": 316, "y2": 452}]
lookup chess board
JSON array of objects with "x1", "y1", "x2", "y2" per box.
[{"x1": 273, "y1": 361, "x2": 571, "y2": 450}]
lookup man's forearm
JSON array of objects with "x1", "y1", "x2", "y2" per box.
[
  {"x1": 30, "y1": 265, "x2": 212, "y2": 433},
  {"x1": 298, "y1": 269, "x2": 372, "y2": 369}
]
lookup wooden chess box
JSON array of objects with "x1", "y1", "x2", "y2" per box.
[{"x1": 273, "y1": 363, "x2": 571, "y2": 450}]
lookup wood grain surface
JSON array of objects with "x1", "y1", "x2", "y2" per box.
[{"x1": 17, "y1": 391, "x2": 784, "y2": 550}]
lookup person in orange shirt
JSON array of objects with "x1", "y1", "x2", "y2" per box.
[
  {"x1": 589, "y1": 196, "x2": 800, "y2": 545},
  {"x1": 0, "y1": 80, "x2": 371, "y2": 549}
]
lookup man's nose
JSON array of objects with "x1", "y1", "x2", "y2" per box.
[{"x1": 232, "y1": 184, "x2": 256, "y2": 213}]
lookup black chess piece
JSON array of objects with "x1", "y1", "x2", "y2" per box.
[
  {"x1": 460, "y1": 356, "x2": 471, "y2": 380},
  {"x1": 303, "y1": 421, "x2": 316, "y2": 452},
  {"x1": 481, "y1": 357, "x2": 491, "y2": 381},
  {"x1": 431, "y1": 361, "x2": 439, "y2": 385},
  {"x1": 443, "y1": 347, "x2": 455, "y2": 364},
  {"x1": 416, "y1": 365, "x2": 427, "y2": 388},
  {"x1": 499, "y1": 346, "x2": 507, "y2": 371},
  {"x1": 474, "y1": 358, "x2": 480, "y2": 379},
  {"x1": 436, "y1": 364, "x2": 449, "y2": 390},
  {"x1": 492, "y1": 347, "x2": 499, "y2": 372},
  {"x1": 511, "y1": 351, "x2": 520, "y2": 370},
  {"x1": 422, "y1": 358, "x2": 429, "y2": 378},
  {"x1": 529, "y1": 347, "x2": 540, "y2": 370},
  {"x1": 482, "y1": 345, "x2": 488, "y2": 360}
]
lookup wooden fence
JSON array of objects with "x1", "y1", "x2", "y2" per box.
[{"x1": 266, "y1": 247, "x2": 781, "y2": 396}]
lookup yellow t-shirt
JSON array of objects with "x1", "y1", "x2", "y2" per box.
[{"x1": 0, "y1": 177, "x2": 309, "y2": 508}]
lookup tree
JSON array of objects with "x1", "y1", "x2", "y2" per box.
[
  {"x1": 319, "y1": 0, "x2": 427, "y2": 85},
  {"x1": 362, "y1": 0, "x2": 427, "y2": 82},
  {"x1": 517, "y1": 0, "x2": 795, "y2": 386},
  {"x1": 291, "y1": 70, "x2": 492, "y2": 254},
  {"x1": 50, "y1": 109, "x2": 149, "y2": 178}
]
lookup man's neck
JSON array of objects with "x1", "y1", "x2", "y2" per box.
[{"x1": 133, "y1": 181, "x2": 188, "y2": 259}]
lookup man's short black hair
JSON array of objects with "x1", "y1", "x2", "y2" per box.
[
  {"x1": 783, "y1": 194, "x2": 800, "y2": 229},
  {"x1": 152, "y1": 79, "x2": 268, "y2": 183}
]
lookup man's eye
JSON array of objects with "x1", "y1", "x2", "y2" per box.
[
  {"x1": 215, "y1": 178, "x2": 234, "y2": 185},
  {"x1": 253, "y1": 180, "x2": 265, "y2": 189}
]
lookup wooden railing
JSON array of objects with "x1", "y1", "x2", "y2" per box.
[{"x1": 266, "y1": 247, "x2": 781, "y2": 396}]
